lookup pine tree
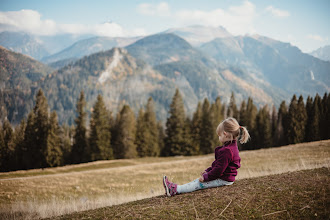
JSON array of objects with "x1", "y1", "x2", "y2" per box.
[
  {"x1": 326, "y1": 93, "x2": 330, "y2": 139},
  {"x1": 72, "y1": 91, "x2": 88, "y2": 164},
  {"x1": 211, "y1": 97, "x2": 224, "y2": 147},
  {"x1": 190, "y1": 102, "x2": 202, "y2": 154},
  {"x1": 309, "y1": 94, "x2": 321, "y2": 141},
  {"x1": 320, "y1": 93, "x2": 329, "y2": 139},
  {"x1": 135, "y1": 108, "x2": 147, "y2": 157},
  {"x1": 164, "y1": 89, "x2": 186, "y2": 156},
  {"x1": 60, "y1": 123, "x2": 74, "y2": 165},
  {"x1": 34, "y1": 89, "x2": 50, "y2": 168},
  {"x1": 113, "y1": 105, "x2": 137, "y2": 159},
  {"x1": 45, "y1": 111, "x2": 62, "y2": 167},
  {"x1": 200, "y1": 98, "x2": 214, "y2": 154},
  {"x1": 23, "y1": 111, "x2": 36, "y2": 169},
  {"x1": 0, "y1": 119, "x2": 15, "y2": 171},
  {"x1": 89, "y1": 94, "x2": 113, "y2": 161},
  {"x1": 13, "y1": 119, "x2": 26, "y2": 170},
  {"x1": 255, "y1": 106, "x2": 272, "y2": 148},
  {"x1": 227, "y1": 92, "x2": 238, "y2": 119},
  {"x1": 0, "y1": 124, "x2": 5, "y2": 170},
  {"x1": 277, "y1": 101, "x2": 288, "y2": 146},
  {"x1": 296, "y1": 95, "x2": 307, "y2": 143},
  {"x1": 144, "y1": 97, "x2": 159, "y2": 156},
  {"x1": 158, "y1": 121, "x2": 165, "y2": 156},
  {"x1": 271, "y1": 105, "x2": 277, "y2": 147},
  {"x1": 287, "y1": 95, "x2": 299, "y2": 144},
  {"x1": 243, "y1": 97, "x2": 258, "y2": 150}
]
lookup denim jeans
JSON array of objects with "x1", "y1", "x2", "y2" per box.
[{"x1": 176, "y1": 178, "x2": 233, "y2": 194}]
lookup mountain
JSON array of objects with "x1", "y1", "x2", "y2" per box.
[
  {"x1": 41, "y1": 47, "x2": 178, "y2": 124},
  {"x1": 41, "y1": 36, "x2": 141, "y2": 64},
  {"x1": 0, "y1": 31, "x2": 50, "y2": 60},
  {"x1": 309, "y1": 45, "x2": 330, "y2": 61},
  {"x1": 164, "y1": 25, "x2": 232, "y2": 46},
  {"x1": 127, "y1": 33, "x2": 286, "y2": 108},
  {"x1": 200, "y1": 35, "x2": 330, "y2": 97},
  {"x1": 0, "y1": 46, "x2": 53, "y2": 123}
]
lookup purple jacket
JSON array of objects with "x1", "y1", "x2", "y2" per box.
[{"x1": 203, "y1": 140, "x2": 241, "y2": 182}]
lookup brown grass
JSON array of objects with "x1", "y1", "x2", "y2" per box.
[{"x1": 0, "y1": 140, "x2": 329, "y2": 219}]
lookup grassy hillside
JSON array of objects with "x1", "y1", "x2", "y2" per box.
[
  {"x1": 51, "y1": 167, "x2": 329, "y2": 219},
  {"x1": 0, "y1": 140, "x2": 329, "y2": 219}
]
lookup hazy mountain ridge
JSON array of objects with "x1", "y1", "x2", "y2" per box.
[
  {"x1": 42, "y1": 36, "x2": 141, "y2": 64},
  {"x1": 1, "y1": 26, "x2": 329, "y2": 125},
  {"x1": 0, "y1": 31, "x2": 50, "y2": 60},
  {"x1": 309, "y1": 45, "x2": 330, "y2": 62}
]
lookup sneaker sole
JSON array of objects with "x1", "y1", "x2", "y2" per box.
[{"x1": 163, "y1": 176, "x2": 171, "y2": 197}]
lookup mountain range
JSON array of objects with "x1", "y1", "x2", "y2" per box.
[
  {"x1": 0, "y1": 26, "x2": 329, "y2": 125},
  {"x1": 310, "y1": 45, "x2": 330, "y2": 62}
]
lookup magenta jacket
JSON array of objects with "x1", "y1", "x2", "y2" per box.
[{"x1": 203, "y1": 140, "x2": 241, "y2": 182}]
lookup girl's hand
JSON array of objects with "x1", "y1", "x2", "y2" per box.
[
  {"x1": 199, "y1": 176, "x2": 204, "y2": 182},
  {"x1": 200, "y1": 171, "x2": 206, "y2": 176}
]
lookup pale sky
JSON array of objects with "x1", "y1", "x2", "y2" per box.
[{"x1": 0, "y1": 0, "x2": 329, "y2": 52}]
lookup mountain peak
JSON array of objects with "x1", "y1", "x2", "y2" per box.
[{"x1": 164, "y1": 25, "x2": 232, "y2": 46}]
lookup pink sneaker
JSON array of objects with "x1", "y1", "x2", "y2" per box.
[{"x1": 163, "y1": 176, "x2": 178, "y2": 197}]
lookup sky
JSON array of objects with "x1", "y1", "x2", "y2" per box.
[{"x1": 0, "y1": 0, "x2": 329, "y2": 53}]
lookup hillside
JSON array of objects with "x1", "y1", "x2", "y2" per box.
[
  {"x1": 0, "y1": 46, "x2": 53, "y2": 123},
  {"x1": 1, "y1": 140, "x2": 329, "y2": 219},
  {"x1": 51, "y1": 167, "x2": 330, "y2": 219}
]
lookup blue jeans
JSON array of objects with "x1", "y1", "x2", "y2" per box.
[{"x1": 176, "y1": 178, "x2": 233, "y2": 194}]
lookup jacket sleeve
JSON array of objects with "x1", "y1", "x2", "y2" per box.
[
  {"x1": 205, "y1": 167, "x2": 212, "y2": 172},
  {"x1": 203, "y1": 149, "x2": 232, "y2": 182}
]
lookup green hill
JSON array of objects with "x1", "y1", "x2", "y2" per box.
[{"x1": 51, "y1": 167, "x2": 329, "y2": 219}]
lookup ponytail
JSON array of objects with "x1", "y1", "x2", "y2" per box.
[{"x1": 239, "y1": 126, "x2": 250, "y2": 144}]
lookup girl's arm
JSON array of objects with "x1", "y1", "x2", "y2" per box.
[{"x1": 202, "y1": 149, "x2": 231, "y2": 182}]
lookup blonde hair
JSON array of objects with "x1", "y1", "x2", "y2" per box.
[{"x1": 216, "y1": 117, "x2": 250, "y2": 144}]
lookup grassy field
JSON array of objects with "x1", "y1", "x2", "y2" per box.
[
  {"x1": 50, "y1": 167, "x2": 330, "y2": 219},
  {"x1": 0, "y1": 140, "x2": 329, "y2": 219}
]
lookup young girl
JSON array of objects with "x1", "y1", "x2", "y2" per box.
[{"x1": 163, "y1": 117, "x2": 250, "y2": 197}]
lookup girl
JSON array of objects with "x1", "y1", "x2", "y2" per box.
[{"x1": 163, "y1": 117, "x2": 250, "y2": 197}]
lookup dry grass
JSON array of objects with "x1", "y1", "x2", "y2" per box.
[{"x1": 0, "y1": 140, "x2": 329, "y2": 219}]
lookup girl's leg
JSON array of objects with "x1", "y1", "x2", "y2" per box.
[{"x1": 177, "y1": 178, "x2": 233, "y2": 194}]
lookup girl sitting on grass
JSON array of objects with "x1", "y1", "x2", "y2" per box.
[{"x1": 163, "y1": 117, "x2": 250, "y2": 197}]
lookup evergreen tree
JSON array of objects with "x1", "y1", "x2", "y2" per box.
[
  {"x1": 255, "y1": 106, "x2": 272, "y2": 148},
  {"x1": 89, "y1": 94, "x2": 113, "y2": 161},
  {"x1": 72, "y1": 91, "x2": 88, "y2": 164},
  {"x1": 243, "y1": 97, "x2": 258, "y2": 150},
  {"x1": 296, "y1": 95, "x2": 307, "y2": 143},
  {"x1": 200, "y1": 98, "x2": 214, "y2": 154},
  {"x1": 33, "y1": 89, "x2": 50, "y2": 168},
  {"x1": 190, "y1": 102, "x2": 202, "y2": 154},
  {"x1": 227, "y1": 92, "x2": 239, "y2": 119},
  {"x1": 45, "y1": 111, "x2": 62, "y2": 167},
  {"x1": 0, "y1": 124, "x2": 5, "y2": 170},
  {"x1": 60, "y1": 124, "x2": 74, "y2": 165},
  {"x1": 277, "y1": 101, "x2": 288, "y2": 146},
  {"x1": 13, "y1": 119, "x2": 26, "y2": 170},
  {"x1": 158, "y1": 121, "x2": 165, "y2": 156},
  {"x1": 320, "y1": 93, "x2": 329, "y2": 139},
  {"x1": 182, "y1": 117, "x2": 195, "y2": 155},
  {"x1": 287, "y1": 95, "x2": 299, "y2": 144},
  {"x1": 135, "y1": 108, "x2": 147, "y2": 157},
  {"x1": 305, "y1": 96, "x2": 313, "y2": 142},
  {"x1": 309, "y1": 94, "x2": 321, "y2": 141},
  {"x1": 211, "y1": 97, "x2": 224, "y2": 147},
  {"x1": 271, "y1": 106, "x2": 277, "y2": 147},
  {"x1": 326, "y1": 93, "x2": 330, "y2": 139},
  {"x1": 164, "y1": 89, "x2": 186, "y2": 156},
  {"x1": 22, "y1": 111, "x2": 36, "y2": 169},
  {"x1": 113, "y1": 105, "x2": 137, "y2": 159},
  {"x1": 144, "y1": 98, "x2": 160, "y2": 156},
  {"x1": 0, "y1": 119, "x2": 15, "y2": 171}
]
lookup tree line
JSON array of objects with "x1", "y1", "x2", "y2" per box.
[{"x1": 0, "y1": 89, "x2": 329, "y2": 172}]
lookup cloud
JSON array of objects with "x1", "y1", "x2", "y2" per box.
[
  {"x1": 307, "y1": 34, "x2": 324, "y2": 42},
  {"x1": 137, "y1": 2, "x2": 170, "y2": 16},
  {"x1": 265, "y1": 6, "x2": 290, "y2": 18},
  {"x1": 175, "y1": 1, "x2": 257, "y2": 35},
  {"x1": 0, "y1": 9, "x2": 144, "y2": 37}
]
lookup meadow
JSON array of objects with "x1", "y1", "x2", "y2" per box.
[{"x1": 0, "y1": 140, "x2": 329, "y2": 219}]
